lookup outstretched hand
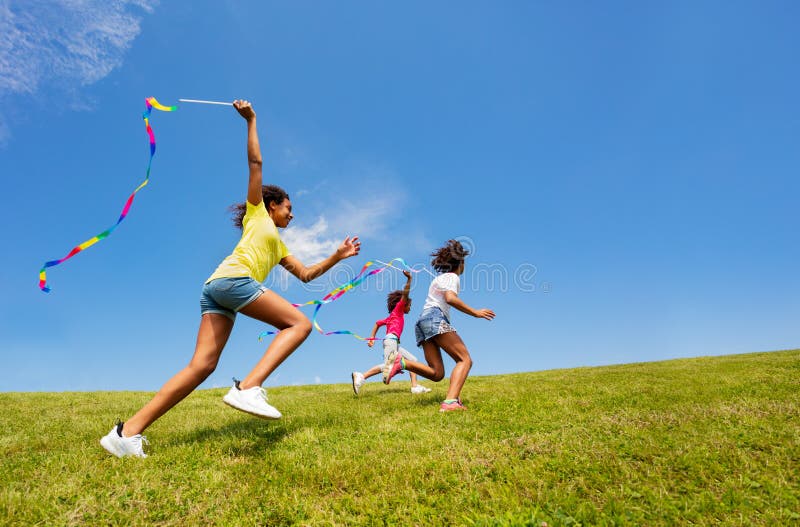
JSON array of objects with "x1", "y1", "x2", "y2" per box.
[
  {"x1": 367, "y1": 339, "x2": 375, "y2": 348},
  {"x1": 336, "y1": 236, "x2": 361, "y2": 260},
  {"x1": 233, "y1": 99, "x2": 256, "y2": 121},
  {"x1": 474, "y1": 308, "x2": 496, "y2": 321},
  {"x1": 402, "y1": 270, "x2": 412, "y2": 280}
]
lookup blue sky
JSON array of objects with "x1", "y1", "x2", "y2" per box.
[{"x1": 1, "y1": 1, "x2": 798, "y2": 392}]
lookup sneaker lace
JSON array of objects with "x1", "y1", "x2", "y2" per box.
[
  {"x1": 123, "y1": 433, "x2": 149, "y2": 456},
  {"x1": 254, "y1": 387, "x2": 269, "y2": 403}
]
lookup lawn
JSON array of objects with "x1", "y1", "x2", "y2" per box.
[{"x1": 1, "y1": 349, "x2": 798, "y2": 526}]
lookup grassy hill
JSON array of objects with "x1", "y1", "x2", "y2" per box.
[{"x1": 1, "y1": 350, "x2": 798, "y2": 526}]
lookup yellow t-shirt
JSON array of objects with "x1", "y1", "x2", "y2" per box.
[{"x1": 206, "y1": 201, "x2": 291, "y2": 284}]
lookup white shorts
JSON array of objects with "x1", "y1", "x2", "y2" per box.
[{"x1": 382, "y1": 333, "x2": 417, "y2": 362}]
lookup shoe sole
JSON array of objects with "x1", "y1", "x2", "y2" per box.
[
  {"x1": 382, "y1": 351, "x2": 397, "y2": 384},
  {"x1": 439, "y1": 406, "x2": 467, "y2": 412},
  {"x1": 223, "y1": 395, "x2": 282, "y2": 420},
  {"x1": 351, "y1": 373, "x2": 360, "y2": 395},
  {"x1": 385, "y1": 352, "x2": 404, "y2": 384}
]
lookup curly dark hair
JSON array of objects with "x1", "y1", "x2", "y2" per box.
[
  {"x1": 386, "y1": 290, "x2": 405, "y2": 312},
  {"x1": 430, "y1": 239, "x2": 469, "y2": 273},
  {"x1": 229, "y1": 185, "x2": 290, "y2": 229}
]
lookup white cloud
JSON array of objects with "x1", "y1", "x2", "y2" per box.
[
  {"x1": 270, "y1": 160, "x2": 433, "y2": 289},
  {"x1": 270, "y1": 191, "x2": 403, "y2": 291},
  {"x1": 0, "y1": 0, "x2": 157, "y2": 143},
  {"x1": 281, "y1": 183, "x2": 404, "y2": 261},
  {"x1": 331, "y1": 197, "x2": 396, "y2": 239},
  {"x1": 281, "y1": 217, "x2": 341, "y2": 263},
  {"x1": 292, "y1": 178, "x2": 328, "y2": 199},
  {"x1": 283, "y1": 197, "x2": 400, "y2": 265}
]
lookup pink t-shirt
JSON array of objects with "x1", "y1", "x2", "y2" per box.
[{"x1": 375, "y1": 298, "x2": 407, "y2": 338}]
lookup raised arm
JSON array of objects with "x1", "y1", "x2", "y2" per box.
[
  {"x1": 280, "y1": 236, "x2": 361, "y2": 283},
  {"x1": 444, "y1": 290, "x2": 495, "y2": 320},
  {"x1": 401, "y1": 270, "x2": 412, "y2": 301},
  {"x1": 233, "y1": 100, "x2": 263, "y2": 206}
]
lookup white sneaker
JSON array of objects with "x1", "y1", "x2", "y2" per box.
[
  {"x1": 351, "y1": 372, "x2": 365, "y2": 395},
  {"x1": 223, "y1": 382, "x2": 282, "y2": 419},
  {"x1": 411, "y1": 385, "x2": 431, "y2": 394},
  {"x1": 100, "y1": 423, "x2": 149, "y2": 458}
]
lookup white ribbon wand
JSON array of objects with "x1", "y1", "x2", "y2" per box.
[{"x1": 178, "y1": 98, "x2": 232, "y2": 106}]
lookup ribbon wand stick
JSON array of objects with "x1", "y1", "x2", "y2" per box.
[{"x1": 178, "y1": 98, "x2": 232, "y2": 106}]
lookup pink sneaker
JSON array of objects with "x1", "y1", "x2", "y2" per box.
[
  {"x1": 383, "y1": 351, "x2": 404, "y2": 384},
  {"x1": 439, "y1": 399, "x2": 467, "y2": 412}
]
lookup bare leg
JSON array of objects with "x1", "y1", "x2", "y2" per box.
[
  {"x1": 237, "y1": 290, "x2": 312, "y2": 389},
  {"x1": 402, "y1": 341, "x2": 445, "y2": 381},
  {"x1": 402, "y1": 332, "x2": 471, "y2": 399},
  {"x1": 399, "y1": 345, "x2": 421, "y2": 387},
  {"x1": 433, "y1": 332, "x2": 472, "y2": 400},
  {"x1": 364, "y1": 364, "x2": 420, "y2": 386},
  {"x1": 123, "y1": 313, "x2": 234, "y2": 436},
  {"x1": 361, "y1": 364, "x2": 382, "y2": 380}
]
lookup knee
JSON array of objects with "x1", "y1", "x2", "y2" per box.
[
  {"x1": 295, "y1": 317, "x2": 312, "y2": 338},
  {"x1": 462, "y1": 356, "x2": 473, "y2": 370},
  {"x1": 431, "y1": 368, "x2": 446, "y2": 382},
  {"x1": 455, "y1": 347, "x2": 473, "y2": 370},
  {"x1": 190, "y1": 359, "x2": 217, "y2": 380}
]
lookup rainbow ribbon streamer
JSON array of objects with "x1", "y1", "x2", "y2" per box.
[
  {"x1": 39, "y1": 97, "x2": 176, "y2": 292},
  {"x1": 258, "y1": 258, "x2": 424, "y2": 342}
]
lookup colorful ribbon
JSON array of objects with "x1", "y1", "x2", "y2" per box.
[
  {"x1": 258, "y1": 258, "x2": 425, "y2": 342},
  {"x1": 39, "y1": 97, "x2": 176, "y2": 292}
]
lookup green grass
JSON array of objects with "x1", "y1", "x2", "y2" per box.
[{"x1": 2, "y1": 350, "x2": 799, "y2": 526}]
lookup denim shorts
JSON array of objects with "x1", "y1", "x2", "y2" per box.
[
  {"x1": 383, "y1": 333, "x2": 418, "y2": 362},
  {"x1": 200, "y1": 277, "x2": 268, "y2": 321},
  {"x1": 414, "y1": 308, "x2": 457, "y2": 347}
]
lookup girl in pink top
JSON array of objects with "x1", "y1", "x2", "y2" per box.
[{"x1": 350, "y1": 271, "x2": 431, "y2": 395}]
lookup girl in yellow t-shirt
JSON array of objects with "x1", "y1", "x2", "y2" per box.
[{"x1": 101, "y1": 100, "x2": 361, "y2": 458}]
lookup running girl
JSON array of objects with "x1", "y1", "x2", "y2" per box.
[
  {"x1": 383, "y1": 240, "x2": 494, "y2": 411},
  {"x1": 351, "y1": 270, "x2": 431, "y2": 395},
  {"x1": 101, "y1": 100, "x2": 361, "y2": 457}
]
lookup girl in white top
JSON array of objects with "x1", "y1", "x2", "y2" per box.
[
  {"x1": 383, "y1": 240, "x2": 495, "y2": 412},
  {"x1": 421, "y1": 271, "x2": 461, "y2": 319}
]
